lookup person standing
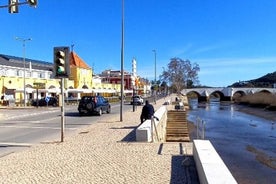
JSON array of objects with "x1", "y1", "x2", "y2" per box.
[{"x1": 140, "y1": 100, "x2": 154, "y2": 124}]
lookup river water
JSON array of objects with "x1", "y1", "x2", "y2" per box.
[{"x1": 187, "y1": 99, "x2": 276, "y2": 184}]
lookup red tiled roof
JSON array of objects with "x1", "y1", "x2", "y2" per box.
[{"x1": 70, "y1": 52, "x2": 90, "y2": 69}]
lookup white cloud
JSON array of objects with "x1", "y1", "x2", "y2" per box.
[
  {"x1": 195, "y1": 56, "x2": 276, "y2": 68},
  {"x1": 196, "y1": 56, "x2": 276, "y2": 86}
]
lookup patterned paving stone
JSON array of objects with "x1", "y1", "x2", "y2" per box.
[{"x1": 0, "y1": 95, "x2": 198, "y2": 184}]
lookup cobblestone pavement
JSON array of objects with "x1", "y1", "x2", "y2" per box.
[{"x1": 0, "y1": 95, "x2": 196, "y2": 184}]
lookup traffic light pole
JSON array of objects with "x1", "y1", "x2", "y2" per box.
[
  {"x1": 133, "y1": 88, "x2": 135, "y2": 112},
  {"x1": 53, "y1": 46, "x2": 69, "y2": 142},
  {"x1": 61, "y1": 78, "x2": 65, "y2": 142},
  {"x1": 0, "y1": 0, "x2": 38, "y2": 13}
]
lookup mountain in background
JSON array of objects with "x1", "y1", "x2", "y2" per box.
[{"x1": 229, "y1": 71, "x2": 276, "y2": 88}]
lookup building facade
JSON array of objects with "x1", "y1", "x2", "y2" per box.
[
  {"x1": 100, "y1": 69, "x2": 151, "y2": 96},
  {"x1": 0, "y1": 52, "x2": 121, "y2": 106}
]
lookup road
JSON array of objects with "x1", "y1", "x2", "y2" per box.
[{"x1": 0, "y1": 102, "x2": 135, "y2": 157}]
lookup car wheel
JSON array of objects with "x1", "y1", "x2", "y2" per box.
[
  {"x1": 86, "y1": 103, "x2": 94, "y2": 110},
  {"x1": 107, "y1": 107, "x2": 111, "y2": 114},
  {"x1": 98, "y1": 108, "x2": 102, "y2": 116}
]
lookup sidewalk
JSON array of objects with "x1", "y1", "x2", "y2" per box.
[{"x1": 0, "y1": 95, "x2": 196, "y2": 184}]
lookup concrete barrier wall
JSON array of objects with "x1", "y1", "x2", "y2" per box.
[
  {"x1": 136, "y1": 106, "x2": 167, "y2": 142},
  {"x1": 193, "y1": 140, "x2": 238, "y2": 184}
]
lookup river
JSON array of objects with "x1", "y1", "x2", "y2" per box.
[{"x1": 187, "y1": 99, "x2": 276, "y2": 184}]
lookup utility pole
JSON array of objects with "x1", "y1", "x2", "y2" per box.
[
  {"x1": 120, "y1": 0, "x2": 124, "y2": 122},
  {"x1": 152, "y1": 49, "x2": 157, "y2": 84},
  {"x1": 152, "y1": 50, "x2": 157, "y2": 103},
  {"x1": 16, "y1": 37, "x2": 32, "y2": 107}
]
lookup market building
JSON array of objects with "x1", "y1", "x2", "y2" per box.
[{"x1": 0, "y1": 52, "x2": 121, "y2": 106}]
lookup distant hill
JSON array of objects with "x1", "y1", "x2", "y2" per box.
[{"x1": 229, "y1": 71, "x2": 276, "y2": 87}]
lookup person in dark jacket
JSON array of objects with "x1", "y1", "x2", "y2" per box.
[{"x1": 140, "y1": 100, "x2": 154, "y2": 124}]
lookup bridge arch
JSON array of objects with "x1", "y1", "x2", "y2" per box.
[
  {"x1": 258, "y1": 89, "x2": 272, "y2": 94},
  {"x1": 186, "y1": 90, "x2": 209, "y2": 102},
  {"x1": 186, "y1": 91, "x2": 200, "y2": 98},
  {"x1": 209, "y1": 91, "x2": 225, "y2": 100},
  {"x1": 182, "y1": 87, "x2": 276, "y2": 102},
  {"x1": 232, "y1": 90, "x2": 246, "y2": 102}
]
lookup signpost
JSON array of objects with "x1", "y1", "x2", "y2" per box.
[{"x1": 45, "y1": 96, "x2": 50, "y2": 106}]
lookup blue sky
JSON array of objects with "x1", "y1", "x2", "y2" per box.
[{"x1": 1, "y1": 0, "x2": 276, "y2": 87}]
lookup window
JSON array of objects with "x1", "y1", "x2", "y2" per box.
[{"x1": 39, "y1": 73, "x2": 45, "y2": 78}]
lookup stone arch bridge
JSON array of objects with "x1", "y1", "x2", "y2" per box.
[{"x1": 181, "y1": 87, "x2": 276, "y2": 101}]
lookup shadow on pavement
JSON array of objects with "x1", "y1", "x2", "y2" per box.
[
  {"x1": 170, "y1": 155, "x2": 200, "y2": 184},
  {"x1": 110, "y1": 126, "x2": 137, "y2": 142},
  {"x1": 65, "y1": 112, "x2": 81, "y2": 117}
]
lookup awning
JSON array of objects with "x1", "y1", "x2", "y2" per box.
[
  {"x1": 38, "y1": 89, "x2": 48, "y2": 93},
  {"x1": 15, "y1": 88, "x2": 34, "y2": 93},
  {"x1": 82, "y1": 89, "x2": 93, "y2": 93},
  {"x1": 48, "y1": 88, "x2": 58, "y2": 93},
  {"x1": 66, "y1": 89, "x2": 83, "y2": 93},
  {"x1": 92, "y1": 89, "x2": 105, "y2": 93},
  {"x1": 124, "y1": 90, "x2": 134, "y2": 94}
]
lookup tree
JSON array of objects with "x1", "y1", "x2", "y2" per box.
[
  {"x1": 160, "y1": 57, "x2": 200, "y2": 93},
  {"x1": 150, "y1": 79, "x2": 161, "y2": 92},
  {"x1": 160, "y1": 81, "x2": 168, "y2": 94}
]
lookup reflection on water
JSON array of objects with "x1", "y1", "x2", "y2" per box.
[{"x1": 187, "y1": 98, "x2": 276, "y2": 184}]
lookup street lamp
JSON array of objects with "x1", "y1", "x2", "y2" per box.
[
  {"x1": 152, "y1": 49, "x2": 157, "y2": 103},
  {"x1": 152, "y1": 49, "x2": 156, "y2": 84},
  {"x1": 16, "y1": 37, "x2": 32, "y2": 107},
  {"x1": 120, "y1": 0, "x2": 124, "y2": 121}
]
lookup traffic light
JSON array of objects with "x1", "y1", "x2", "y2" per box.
[
  {"x1": 27, "y1": 0, "x2": 37, "y2": 7},
  {"x1": 53, "y1": 47, "x2": 70, "y2": 78},
  {"x1": 9, "y1": 0, "x2": 18, "y2": 13}
]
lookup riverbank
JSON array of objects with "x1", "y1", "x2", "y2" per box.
[
  {"x1": 235, "y1": 104, "x2": 276, "y2": 171},
  {"x1": 186, "y1": 101, "x2": 276, "y2": 183},
  {"x1": 236, "y1": 104, "x2": 276, "y2": 121}
]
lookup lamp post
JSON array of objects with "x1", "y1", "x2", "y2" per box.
[
  {"x1": 152, "y1": 50, "x2": 157, "y2": 103},
  {"x1": 152, "y1": 49, "x2": 156, "y2": 84},
  {"x1": 120, "y1": 0, "x2": 124, "y2": 121},
  {"x1": 16, "y1": 37, "x2": 32, "y2": 107}
]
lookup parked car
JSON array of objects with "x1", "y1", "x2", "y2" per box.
[
  {"x1": 31, "y1": 97, "x2": 58, "y2": 107},
  {"x1": 78, "y1": 95, "x2": 111, "y2": 116},
  {"x1": 130, "y1": 95, "x2": 144, "y2": 105}
]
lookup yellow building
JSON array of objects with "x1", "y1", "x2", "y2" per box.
[
  {"x1": 68, "y1": 52, "x2": 121, "y2": 99},
  {"x1": 0, "y1": 54, "x2": 64, "y2": 106},
  {"x1": 0, "y1": 52, "x2": 121, "y2": 106},
  {"x1": 69, "y1": 52, "x2": 92, "y2": 89}
]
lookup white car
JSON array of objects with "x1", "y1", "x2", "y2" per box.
[{"x1": 131, "y1": 95, "x2": 144, "y2": 105}]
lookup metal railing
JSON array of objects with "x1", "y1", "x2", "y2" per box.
[
  {"x1": 151, "y1": 115, "x2": 160, "y2": 142},
  {"x1": 196, "y1": 117, "x2": 206, "y2": 139}
]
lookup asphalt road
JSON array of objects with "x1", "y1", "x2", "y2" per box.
[{"x1": 0, "y1": 102, "x2": 136, "y2": 157}]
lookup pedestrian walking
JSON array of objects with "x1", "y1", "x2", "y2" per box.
[{"x1": 140, "y1": 100, "x2": 154, "y2": 124}]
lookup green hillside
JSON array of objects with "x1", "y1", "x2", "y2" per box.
[{"x1": 230, "y1": 72, "x2": 276, "y2": 87}]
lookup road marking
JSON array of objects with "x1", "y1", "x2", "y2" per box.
[
  {"x1": 0, "y1": 125, "x2": 77, "y2": 130},
  {"x1": 3, "y1": 109, "x2": 60, "y2": 120},
  {"x1": 0, "y1": 142, "x2": 32, "y2": 147},
  {"x1": 3, "y1": 117, "x2": 61, "y2": 124},
  {"x1": 4, "y1": 120, "x2": 41, "y2": 123}
]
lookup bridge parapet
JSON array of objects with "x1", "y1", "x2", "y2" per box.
[{"x1": 181, "y1": 87, "x2": 276, "y2": 101}]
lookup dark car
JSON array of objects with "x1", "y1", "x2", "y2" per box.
[
  {"x1": 32, "y1": 97, "x2": 58, "y2": 107},
  {"x1": 78, "y1": 95, "x2": 111, "y2": 116}
]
